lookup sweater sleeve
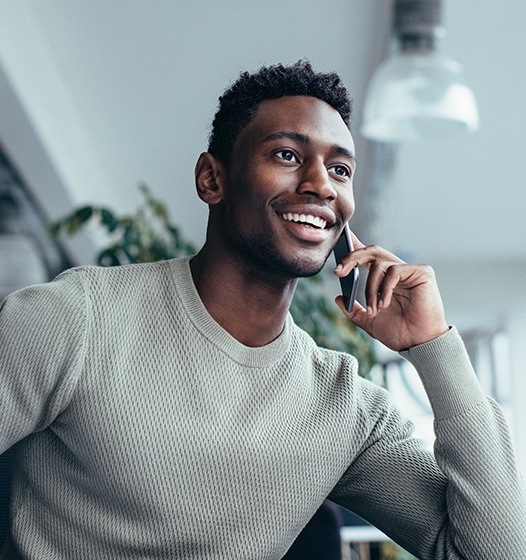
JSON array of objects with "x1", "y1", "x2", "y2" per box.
[
  {"x1": 0, "y1": 269, "x2": 89, "y2": 453},
  {"x1": 329, "y1": 327, "x2": 526, "y2": 559}
]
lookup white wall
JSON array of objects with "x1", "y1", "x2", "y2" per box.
[{"x1": 0, "y1": 1, "x2": 117, "y2": 212}]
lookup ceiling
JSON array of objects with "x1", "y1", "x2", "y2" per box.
[{"x1": 0, "y1": 0, "x2": 525, "y2": 268}]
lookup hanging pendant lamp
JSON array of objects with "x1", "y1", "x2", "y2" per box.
[{"x1": 361, "y1": 0, "x2": 479, "y2": 143}]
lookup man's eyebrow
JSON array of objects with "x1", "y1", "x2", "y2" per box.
[
  {"x1": 263, "y1": 131, "x2": 310, "y2": 145},
  {"x1": 334, "y1": 145, "x2": 356, "y2": 160},
  {"x1": 263, "y1": 130, "x2": 355, "y2": 160}
]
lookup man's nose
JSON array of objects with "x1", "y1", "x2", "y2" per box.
[{"x1": 297, "y1": 161, "x2": 337, "y2": 200}]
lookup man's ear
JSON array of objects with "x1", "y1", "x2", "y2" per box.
[{"x1": 195, "y1": 152, "x2": 228, "y2": 205}]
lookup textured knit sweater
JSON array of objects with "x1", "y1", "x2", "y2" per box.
[{"x1": 0, "y1": 257, "x2": 525, "y2": 559}]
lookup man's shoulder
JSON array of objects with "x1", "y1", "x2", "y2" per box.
[
  {"x1": 61, "y1": 256, "x2": 185, "y2": 277},
  {"x1": 57, "y1": 256, "x2": 190, "y2": 288},
  {"x1": 32, "y1": 257, "x2": 192, "y2": 313}
]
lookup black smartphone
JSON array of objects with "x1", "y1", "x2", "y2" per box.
[{"x1": 333, "y1": 224, "x2": 359, "y2": 312}]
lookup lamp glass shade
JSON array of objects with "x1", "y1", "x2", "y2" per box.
[{"x1": 361, "y1": 51, "x2": 479, "y2": 143}]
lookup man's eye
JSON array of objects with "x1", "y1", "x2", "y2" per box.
[
  {"x1": 276, "y1": 150, "x2": 298, "y2": 163},
  {"x1": 329, "y1": 164, "x2": 351, "y2": 178}
]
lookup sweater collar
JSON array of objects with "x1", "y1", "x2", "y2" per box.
[{"x1": 169, "y1": 257, "x2": 292, "y2": 368}]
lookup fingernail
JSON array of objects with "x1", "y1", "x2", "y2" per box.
[
  {"x1": 378, "y1": 299, "x2": 384, "y2": 309},
  {"x1": 367, "y1": 306, "x2": 373, "y2": 315},
  {"x1": 335, "y1": 264, "x2": 342, "y2": 273}
]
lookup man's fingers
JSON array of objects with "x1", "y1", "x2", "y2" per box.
[
  {"x1": 334, "y1": 241, "x2": 416, "y2": 317},
  {"x1": 377, "y1": 264, "x2": 404, "y2": 310},
  {"x1": 364, "y1": 261, "x2": 403, "y2": 313},
  {"x1": 335, "y1": 296, "x2": 367, "y2": 322},
  {"x1": 354, "y1": 244, "x2": 405, "y2": 266},
  {"x1": 349, "y1": 230, "x2": 366, "y2": 251},
  {"x1": 335, "y1": 296, "x2": 377, "y2": 335},
  {"x1": 335, "y1": 243, "x2": 405, "y2": 273},
  {"x1": 364, "y1": 261, "x2": 384, "y2": 313}
]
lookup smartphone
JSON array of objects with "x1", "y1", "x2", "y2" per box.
[{"x1": 333, "y1": 224, "x2": 359, "y2": 312}]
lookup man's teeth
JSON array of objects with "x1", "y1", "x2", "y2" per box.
[{"x1": 281, "y1": 212, "x2": 327, "y2": 229}]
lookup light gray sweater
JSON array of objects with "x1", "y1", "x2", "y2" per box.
[{"x1": 0, "y1": 257, "x2": 525, "y2": 559}]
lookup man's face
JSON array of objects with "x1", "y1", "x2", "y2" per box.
[{"x1": 220, "y1": 95, "x2": 356, "y2": 279}]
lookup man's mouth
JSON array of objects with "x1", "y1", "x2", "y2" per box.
[{"x1": 280, "y1": 213, "x2": 328, "y2": 230}]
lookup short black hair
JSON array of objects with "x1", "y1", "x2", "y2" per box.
[{"x1": 208, "y1": 60, "x2": 353, "y2": 167}]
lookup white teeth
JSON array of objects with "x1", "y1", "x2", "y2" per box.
[{"x1": 281, "y1": 213, "x2": 327, "y2": 229}]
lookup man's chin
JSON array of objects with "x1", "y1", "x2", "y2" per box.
[
  {"x1": 230, "y1": 233, "x2": 329, "y2": 279},
  {"x1": 259, "y1": 252, "x2": 328, "y2": 279},
  {"x1": 290, "y1": 259, "x2": 325, "y2": 278}
]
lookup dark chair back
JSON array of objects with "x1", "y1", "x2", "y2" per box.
[{"x1": 0, "y1": 449, "x2": 11, "y2": 546}]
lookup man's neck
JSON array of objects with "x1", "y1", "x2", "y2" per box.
[{"x1": 189, "y1": 247, "x2": 297, "y2": 348}]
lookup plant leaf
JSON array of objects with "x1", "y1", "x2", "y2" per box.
[
  {"x1": 100, "y1": 208, "x2": 119, "y2": 232},
  {"x1": 48, "y1": 222, "x2": 62, "y2": 238},
  {"x1": 97, "y1": 247, "x2": 123, "y2": 267},
  {"x1": 74, "y1": 206, "x2": 94, "y2": 223}
]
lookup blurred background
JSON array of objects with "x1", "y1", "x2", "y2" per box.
[{"x1": 0, "y1": 0, "x2": 525, "y2": 555}]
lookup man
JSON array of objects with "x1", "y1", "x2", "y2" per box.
[{"x1": 1, "y1": 61, "x2": 525, "y2": 559}]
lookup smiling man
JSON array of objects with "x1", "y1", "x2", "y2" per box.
[
  {"x1": 1, "y1": 61, "x2": 525, "y2": 560},
  {"x1": 191, "y1": 93, "x2": 357, "y2": 346}
]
